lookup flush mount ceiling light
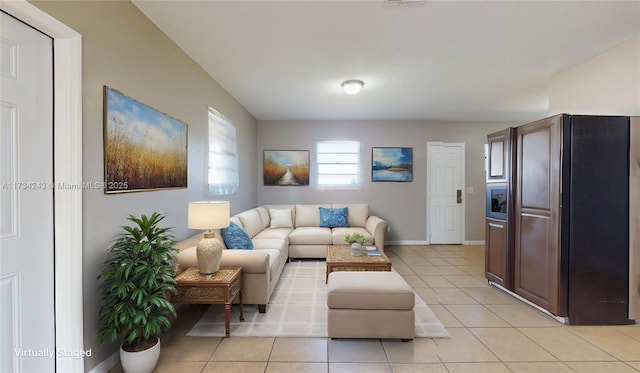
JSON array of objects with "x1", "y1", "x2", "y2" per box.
[
  {"x1": 384, "y1": 0, "x2": 426, "y2": 6},
  {"x1": 341, "y1": 79, "x2": 365, "y2": 95}
]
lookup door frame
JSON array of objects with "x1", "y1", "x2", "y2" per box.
[
  {"x1": 426, "y1": 142, "x2": 466, "y2": 244},
  {"x1": 1, "y1": 1, "x2": 83, "y2": 372}
]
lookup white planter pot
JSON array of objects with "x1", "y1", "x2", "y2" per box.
[{"x1": 120, "y1": 337, "x2": 160, "y2": 373}]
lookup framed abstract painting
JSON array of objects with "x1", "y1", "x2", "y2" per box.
[
  {"x1": 103, "y1": 86, "x2": 188, "y2": 193},
  {"x1": 263, "y1": 150, "x2": 309, "y2": 186},
  {"x1": 372, "y1": 147, "x2": 413, "y2": 182}
]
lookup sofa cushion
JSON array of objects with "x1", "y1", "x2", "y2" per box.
[
  {"x1": 220, "y1": 222, "x2": 254, "y2": 250},
  {"x1": 332, "y1": 227, "x2": 373, "y2": 245},
  {"x1": 236, "y1": 209, "x2": 264, "y2": 238},
  {"x1": 255, "y1": 206, "x2": 271, "y2": 230},
  {"x1": 319, "y1": 207, "x2": 349, "y2": 228},
  {"x1": 229, "y1": 216, "x2": 242, "y2": 229},
  {"x1": 289, "y1": 227, "x2": 333, "y2": 245},
  {"x1": 333, "y1": 203, "x2": 369, "y2": 228},
  {"x1": 327, "y1": 271, "x2": 414, "y2": 310},
  {"x1": 295, "y1": 204, "x2": 330, "y2": 227},
  {"x1": 253, "y1": 237, "x2": 288, "y2": 251},
  {"x1": 254, "y1": 228, "x2": 291, "y2": 241},
  {"x1": 269, "y1": 208, "x2": 293, "y2": 228}
]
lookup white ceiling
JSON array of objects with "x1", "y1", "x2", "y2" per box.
[{"x1": 133, "y1": 0, "x2": 640, "y2": 122}]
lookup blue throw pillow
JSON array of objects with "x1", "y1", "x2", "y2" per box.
[
  {"x1": 220, "y1": 222, "x2": 253, "y2": 250},
  {"x1": 319, "y1": 207, "x2": 349, "y2": 228}
]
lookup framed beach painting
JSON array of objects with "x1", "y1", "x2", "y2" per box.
[
  {"x1": 263, "y1": 150, "x2": 309, "y2": 186},
  {"x1": 372, "y1": 147, "x2": 413, "y2": 182},
  {"x1": 103, "y1": 86, "x2": 188, "y2": 193}
]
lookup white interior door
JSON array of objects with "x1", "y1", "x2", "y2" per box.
[
  {"x1": 1, "y1": 11, "x2": 55, "y2": 372},
  {"x1": 428, "y1": 143, "x2": 464, "y2": 244}
]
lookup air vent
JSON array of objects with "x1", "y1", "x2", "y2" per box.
[{"x1": 384, "y1": 0, "x2": 426, "y2": 6}]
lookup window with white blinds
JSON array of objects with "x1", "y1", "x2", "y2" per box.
[
  {"x1": 208, "y1": 108, "x2": 238, "y2": 195},
  {"x1": 316, "y1": 140, "x2": 360, "y2": 187}
]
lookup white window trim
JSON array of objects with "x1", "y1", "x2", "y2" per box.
[{"x1": 316, "y1": 140, "x2": 361, "y2": 189}]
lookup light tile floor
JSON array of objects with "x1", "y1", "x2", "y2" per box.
[{"x1": 108, "y1": 245, "x2": 640, "y2": 373}]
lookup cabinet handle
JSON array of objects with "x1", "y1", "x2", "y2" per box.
[{"x1": 456, "y1": 189, "x2": 462, "y2": 203}]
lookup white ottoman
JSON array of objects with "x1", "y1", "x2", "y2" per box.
[{"x1": 327, "y1": 271, "x2": 415, "y2": 341}]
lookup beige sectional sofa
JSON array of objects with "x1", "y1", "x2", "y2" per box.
[{"x1": 175, "y1": 203, "x2": 387, "y2": 312}]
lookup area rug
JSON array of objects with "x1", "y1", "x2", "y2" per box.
[{"x1": 186, "y1": 261, "x2": 449, "y2": 338}]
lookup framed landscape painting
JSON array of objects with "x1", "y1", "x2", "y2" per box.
[
  {"x1": 372, "y1": 147, "x2": 413, "y2": 182},
  {"x1": 103, "y1": 86, "x2": 188, "y2": 193},
  {"x1": 263, "y1": 150, "x2": 309, "y2": 186}
]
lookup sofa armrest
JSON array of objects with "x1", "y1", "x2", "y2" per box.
[
  {"x1": 174, "y1": 233, "x2": 203, "y2": 252},
  {"x1": 366, "y1": 216, "x2": 388, "y2": 252},
  {"x1": 220, "y1": 250, "x2": 269, "y2": 274}
]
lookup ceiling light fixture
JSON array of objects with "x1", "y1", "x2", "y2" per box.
[
  {"x1": 384, "y1": 0, "x2": 426, "y2": 6},
  {"x1": 341, "y1": 79, "x2": 364, "y2": 95}
]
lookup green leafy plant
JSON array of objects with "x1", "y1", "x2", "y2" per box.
[
  {"x1": 97, "y1": 213, "x2": 178, "y2": 352},
  {"x1": 344, "y1": 232, "x2": 367, "y2": 245}
]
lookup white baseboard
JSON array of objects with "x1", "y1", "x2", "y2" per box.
[
  {"x1": 385, "y1": 240, "x2": 429, "y2": 245},
  {"x1": 385, "y1": 240, "x2": 485, "y2": 246},
  {"x1": 87, "y1": 350, "x2": 119, "y2": 373},
  {"x1": 463, "y1": 240, "x2": 485, "y2": 245}
]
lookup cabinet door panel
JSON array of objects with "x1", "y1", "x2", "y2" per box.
[
  {"x1": 520, "y1": 130, "x2": 550, "y2": 209},
  {"x1": 514, "y1": 116, "x2": 562, "y2": 315},
  {"x1": 485, "y1": 219, "x2": 508, "y2": 287},
  {"x1": 487, "y1": 128, "x2": 512, "y2": 182},
  {"x1": 516, "y1": 214, "x2": 554, "y2": 309}
]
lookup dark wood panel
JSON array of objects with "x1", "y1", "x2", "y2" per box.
[
  {"x1": 565, "y1": 115, "x2": 631, "y2": 324},
  {"x1": 499, "y1": 114, "x2": 632, "y2": 324},
  {"x1": 514, "y1": 116, "x2": 562, "y2": 316},
  {"x1": 515, "y1": 214, "x2": 556, "y2": 311},
  {"x1": 631, "y1": 119, "x2": 640, "y2": 320},
  {"x1": 520, "y1": 129, "x2": 550, "y2": 209},
  {"x1": 485, "y1": 218, "x2": 507, "y2": 287},
  {"x1": 487, "y1": 129, "x2": 511, "y2": 182}
]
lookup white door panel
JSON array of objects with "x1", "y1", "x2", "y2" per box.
[
  {"x1": 0, "y1": 12, "x2": 55, "y2": 372},
  {"x1": 428, "y1": 143, "x2": 464, "y2": 244}
]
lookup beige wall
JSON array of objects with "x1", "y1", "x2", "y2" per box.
[
  {"x1": 257, "y1": 120, "x2": 510, "y2": 243},
  {"x1": 31, "y1": 1, "x2": 257, "y2": 371},
  {"x1": 549, "y1": 36, "x2": 640, "y2": 116}
]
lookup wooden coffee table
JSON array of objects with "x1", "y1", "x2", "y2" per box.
[
  {"x1": 326, "y1": 245, "x2": 391, "y2": 283},
  {"x1": 171, "y1": 266, "x2": 244, "y2": 337}
]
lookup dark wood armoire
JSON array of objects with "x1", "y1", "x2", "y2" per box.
[{"x1": 487, "y1": 114, "x2": 635, "y2": 325}]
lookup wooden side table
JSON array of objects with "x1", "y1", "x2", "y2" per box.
[{"x1": 171, "y1": 266, "x2": 244, "y2": 337}]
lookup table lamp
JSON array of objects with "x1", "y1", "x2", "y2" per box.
[{"x1": 188, "y1": 201, "x2": 230, "y2": 274}]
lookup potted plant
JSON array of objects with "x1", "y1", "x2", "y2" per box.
[
  {"x1": 344, "y1": 232, "x2": 368, "y2": 256},
  {"x1": 97, "y1": 213, "x2": 178, "y2": 373}
]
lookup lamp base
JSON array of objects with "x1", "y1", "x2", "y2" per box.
[{"x1": 196, "y1": 232, "x2": 223, "y2": 274}]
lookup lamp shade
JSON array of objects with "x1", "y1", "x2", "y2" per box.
[{"x1": 188, "y1": 201, "x2": 230, "y2": 230}]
